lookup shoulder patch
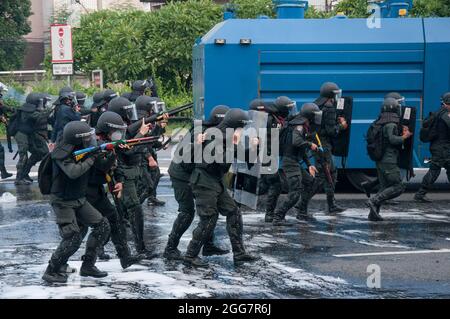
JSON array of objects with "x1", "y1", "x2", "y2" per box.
[{"x1": 296, "y1": 125, "x2": 304, "y2": 133}]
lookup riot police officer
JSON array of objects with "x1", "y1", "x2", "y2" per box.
[
  {"x1": 414, "y1": 92, "x2": 450, "y2": 202},
  {"x1": 248, "y1": 97, "x2": 291, "y2": 223},
  {"x1": 0, "y1": 83, "x2": 13, "y2": 179},
  {"x1": 273, "y1": 103, "x2": 320, "y2": 225},
  {"x1": 51, "y1": 90, "x2": 81, "y2": 143},
  {"x1": 103, "y1": 89, "x2": 118, "y2": 110},
  {"x1": 183, "y1": 109, "x2": 260, "y2": 267},
  {"x1": 43, "y1": 121, "x2": 110, "y2": 283},
  {"x1": 164, "y1": 105, "x2": 231, "y2": 260},
  {"x1": 122, "y1": 79, "x2": 156, "y2": 102},
  {"x1": 14, "y1": 93, "x2": 52, "y2": 185},
  {"x1": 366, "y1": 98, "x2": 413, "y2": 221},
  {"x1": 109, "y1": 97, "x2": 156, "y2": 257},
  {"x1": 311, "y1": 82, "x2": 348, "y2": 213},
  {"x1": 84, "y1": 111, "x2": 144, "y2": 268},
  {"x1": 88, "y1": 92, "x2": 106, "y2": 128}
]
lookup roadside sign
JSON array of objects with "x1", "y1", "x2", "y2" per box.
[
  {"x1": 92, "y1": 69, "x2": 104, "y2": 90},
  {"x1": 50, "y1": 24, "x2": 73, "y2": 63},
  {"x1": 52, "y1": 63, "x2": 73, "y2": 76}
]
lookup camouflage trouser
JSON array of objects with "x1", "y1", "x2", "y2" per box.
[
  {"x1": 48, "y1": 197, "x2": 110, "y2": 269},
  {"x1": 372, "y1": 162, "x2": 405, "y2": 206},
  {"x1": 185, "y1": 184, "x2": 245, "y2": 258},
  {"x1": 86, "y1": 185, "x2": 131, "y2": 259}
]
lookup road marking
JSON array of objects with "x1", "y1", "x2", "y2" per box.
[{"x1": 334, "y1": 249, "x2": 450, "y2": 258}]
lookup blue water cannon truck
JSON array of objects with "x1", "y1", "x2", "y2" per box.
[{"x1": 192, "y1": 0, "x2": 450, "y2": 188}]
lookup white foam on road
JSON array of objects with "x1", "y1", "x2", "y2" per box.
[{"x1": 334, "y1": 249, "x2": 450, "y2": 258}]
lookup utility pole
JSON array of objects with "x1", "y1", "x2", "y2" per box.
[{"x1": 97, "y1": 0, "x2": 103, "y2": 10}]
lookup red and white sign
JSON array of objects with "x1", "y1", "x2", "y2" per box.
[{"x1": 50, "y1": 24, "x2": 73, "y2": 63}]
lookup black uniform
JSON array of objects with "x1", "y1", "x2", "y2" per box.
[
  {"x1": 274, "y1": 116, "x2": 315, "y2": 224},
  {"x1": 43, "y1": 122, "x2": 110, "y2": 283},
  {"x1": 367, "y1": 99, "x2": 410, "y2": 221},
  {"x1": 415, "y1": 106, "x2": 450, "y2": 201},
  {"x1": 183, "y1": 109, "x2": 259, "y2": 267},
  {"x1": 0, "y1": 97, "x2": 13, "y2": 178}
]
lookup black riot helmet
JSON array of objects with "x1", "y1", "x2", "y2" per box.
[
  {"x1": 249, "y1": 99, "x2": 266, "y2": 111},
  {"x1": 37, "y1": 93, "x2": 52, "y2": 111},
  {"x1": 274, "y1": 96, "x2": 297, "y2": 118},
  {"x1": 59, "y1": 86, "x2": 73, "y2": 96},
  {"x1": 63, "y1": 121, "x2": 97, "y2": 148},
  {"x1": 206, "y1": 105, "x2": 230, "y2": 126},
  {"x1": 381, "y1": 97, "x2": 401, "y2": 115},
  {"x1": 316, "y1": 82, "x2": 342, "y2": 106},
  {"x1": 218, "y1": 108, "x2": 249, "y2": 130},
  {"x1": 76, "y1": 92, "x2": 87, "y2": 107},
  {"x1": 300, "y1": 103, "x2": 322, "y2": 125},
  {"x1": 96, "y1": 111, "x2": 127, "y2": 140},
  {"x1": 132, "y1": 80, "x2": 148, "y2": 92},
  {"x1": 385, "y1": 92, "x2": 405, "y2": 106},
  {"x1": 91, "y1": 92, "x2": 105, "y2": 110},
  {"x1": 25, "y1": 92, "x2": 42, "y2": 106},
  {"x1": 60, "y1": 90, "x2": 77, "y2": 106},
  {"x1": 108, "y1": 97, "x2": 138, "y2": 123},
  {"x1": 135, "y1": 96, "x2": 156, "y2": 113},
  {"x1": 103, "y1": 89, "x2": 118, "y2": 103},
  {"x1": 441, "y1": 92, "x2": 450, "y2": 105}
]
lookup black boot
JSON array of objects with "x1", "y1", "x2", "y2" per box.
[
  {"x1": 97, "y1": 245, "x2": 111, "y2": 261},
  {"x1": 414, "y1": 190, "x2": 432, "y2": 203},
  {"x1": 42, "y1": 262, "x2": 68, "y2": 284},
  {"x1": 264, "y1": 211, "x2": 274, "y2": 223},
  {"x1": 163, "y1": 247, "x2": 182, "y2": 260},
  {"x1": 147, "y1": 196, "x2": 166, "y2": 206},
  {"x1": 0, "y1": 166, "x2": 12, "y2": 179},
  {"x1": 120, "y1": 254, "x2": 145, "y2": 269},
  {"x1": 327, "y1": 195, "x2": 346, "y2": 213},
  {"x1": 163, "y1": 233, "x2": 183, "y2": 260},
  {"x1": 202, "y1": 243, "x2": 229, "y2": 256},
  {"x1": 183, "y1": 256, "x2": 209, "y2": 268},
  {"x1": 58, "y1": 263, "x2": 77, "y2": 274},
  {"x1": 233, "y1": 252, "x2": 261, "y2": 265},
  {"x1": 23, "y1": 174, "x2": 33, "y2": 183},
  {"x1": 184, "y1": 239, "x2": 208, "y2": 268},
  {"x1": 80, "y1": 255, "x2": 108, "y2": 278},
  {"x1": 366, "y1": 200, "x2": 383, "y2": 222}
]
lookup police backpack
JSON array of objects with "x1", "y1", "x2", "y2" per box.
[
  {"x1": 38, "y1": 153, "x2": 53, "y2": 195},
  {"x1": 419, "y1": 110, "x2": 444, "y2": 143},
  {"x1": 366, "y1": 121, "x2": 384, "y2": 162}
]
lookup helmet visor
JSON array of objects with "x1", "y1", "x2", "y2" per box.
[
  {"x1": 333, "y1": 89, "x2": 343, "y2": 101},
  {"x1": 110, "y1": 129, "x2": 126, "y2": 141},
  {"x1": 153, "y1": 101, "x2": 166, "y2": 114},
  {"x1": 76, "y1": 128, "x2": 97, "y2": 148},
  {"x1": 288, "y1": 101, "x2": 299, "y2": 116},
  {"x1": 123, "y1": 103, "x2": 138, "y2": 121},
  {"x1": 314, "y1": 110, "x2": 323, "y2": 126}
]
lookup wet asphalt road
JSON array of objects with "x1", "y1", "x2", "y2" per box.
[{"x1": 0, "y1": 144, "x2": 449, "y2": 299}]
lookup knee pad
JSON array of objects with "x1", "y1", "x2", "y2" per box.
[{"x1": 58, "y1": 223, "x2": 80, "y2": 239}]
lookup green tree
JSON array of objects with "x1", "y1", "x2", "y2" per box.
[
  {"x1": 412, "y1": 0, "x2": 450, "y2": 17},
  {"x1": 230, "y1": 0, "x2": 275, "y2": 19},
  {"x1": 334, "y1": 0, "x2": 370, "y2": 18},
  {"x1": 0, "y1": 0, "x2": 32, "y2": 71}
]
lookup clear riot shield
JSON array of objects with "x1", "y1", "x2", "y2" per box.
[{"x1": 231, "y1": 110, "x2": 269, "y2": 210}]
